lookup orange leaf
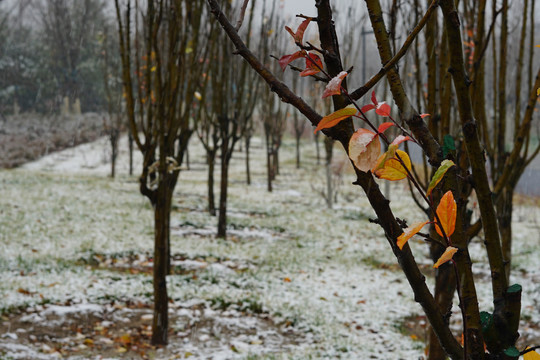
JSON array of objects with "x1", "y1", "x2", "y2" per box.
[
  {"x1": 433, "y1": 246, "x2": 458, "y2": 268},
  {"x1": 322, "y1": 71, "x2": 348, "y2": 98},
  {"x1": 397, "y1": 220, "x2": 430, "y2": 250},
  {"x1": 373, "y1": 149, "x2": 411, "y2": 181},
  {"x1": 435, "y1": 190, "x2": 457, "y2": 238},
  {"x1": 377, "y1": 122, "x2": 394, "y2": 134},
  {"x1": 314, "y1": 105, "x2": 356, "y2": 133},
  {"x1": 348, "y1": 128, "x2": 381, "y2": 172},
  {"x1": 524, "y1": 348, "x2": 540, "y2": 360}
]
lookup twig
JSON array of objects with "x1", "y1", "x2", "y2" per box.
[{"x1": 234, "y1": 0, "x2": 250, "y2": 31}]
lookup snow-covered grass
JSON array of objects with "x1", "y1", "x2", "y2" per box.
[{"x1": 1, "y1": 132, "x2": 540, "y2": 359}]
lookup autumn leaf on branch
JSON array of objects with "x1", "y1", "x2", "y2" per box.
[
  {"x1": 435, "y1": 190, "x2": 457, "y2": 238},
  {"x1": 322, "y1": 71, "x2": 348, "y2": 98},
  {"x1": 313, "y1": 105, "x2": 357, "y2": 133},
  {"x1": 348, "y1": 128, "x2": 381, "y2": 172},
  {"x1": 433, "y1": 246, "x2": 458, "y2": 268},
  {"x1": 361, "y1": 91, "x2": 391, "y2": 117},
  {"x1": 285, "y1": 17, "x2": 312, "y2": 44},
  {"x1": 524, "y1": 347, "x2": 540, "y2": 360},
  {"x1": 426, "y1": 160, "x2": 455, "y2": 197},
  {"x1": 372, "y1": 149, "x2": 411, "y2": 181},
  {"x1": 300, "y1": 53, "x2": 323, "y2": 76},
  {"x1": 278, "y1": 51, "x2": 305, "y2": 71},
  {"x1": 397, "y1": 220, "x2": 430, "y2": 250}
]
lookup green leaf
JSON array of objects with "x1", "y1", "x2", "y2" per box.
[
  {"x1": 426, "y1": 160, "x2": 455, "y2": 196},
  {"x1": 442, "y1": 134, "x2": 456, "y2": 157},
  {"x1": 507, "y1": 284, "x2": 522, "y2": 294},
  {"x1": 503, "y1": 346, "x2": 520, "y2": 357},
  {"x1": 480, "y1": 311, "x2": 492, "y2": 332}
]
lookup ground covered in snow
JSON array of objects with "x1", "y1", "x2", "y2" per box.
[
  {"x1": 0, "y1": 114, "x2": 104, "y2": 168},
  {"x1": 1, "y1": 132, "x2": 540, "y2": 359}
]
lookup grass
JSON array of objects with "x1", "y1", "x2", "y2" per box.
[{"x1": 1, "y1": 135, "x2": 540, "y2": 359}]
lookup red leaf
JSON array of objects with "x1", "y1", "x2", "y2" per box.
[
  {"x1": 314, "y1": 105, "x2": 357, "y2": 133},
  {"x1": 420, "y1": 113, "x2": 430, "y2": 118},
  {"x1": 361, "y1": 104, "x2": 376, "y2": 113},
  {"x1": 435, "y1": 190, "x2": 457, "y2": 238},
  {"x1": 322, "y1": 71, "x2": 348, "y2": 98},
  {"x1": 285, "y1": 18, "x2": 312, "y2": 44},
  {"x1": 371, "y1": 91, "x2": 378, "y2": 105},
  {"x1": 278, "y1": 51, "x2": 305, "y2": 71},
  {"x1": 377, "y1": 122, "x2": 394, "y2": 134},
  {"x1": 300, "y1": 53, "x2": 322, "y2": 77},
  {"x1": 375, "y1": 102, "x2": 391, "y2": 117}
]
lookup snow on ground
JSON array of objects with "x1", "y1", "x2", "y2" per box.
[{"x1": 1, "y1": 133, "x2": 540, "y2": 359}]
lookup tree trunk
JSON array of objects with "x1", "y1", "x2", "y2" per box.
[
  {"x1": 273, "y1": 148, "x2": 279, "y2": 177},
  {"x1": 151, "y1": 182, "x2": 171, "y2": 345},
  {"x1": 245, "y1": 136, "x2": 251, "y2": 185},
  {"x1": 324, "y1": 137, "x2": 334, "y2": 208},
  {"x1": 110, "y1": 129, "x2": 119, "y2": 178},
  {"x1": 428, "y1": 263, "x2": 457, "y2": 360},
  {"x1": 314, "y1": 132, "x2": 320, "y2": 165},
  {"x1": 295, "y1": 133, "x2": 301, "y2": 169},
  {"x1": 207, "y1": 151, "x2": 217, "y2": 216},
  {"x1": 325, "y1": 159, "x2": 333, "y2": 209},
  {"x1": 217, "y1": 149, "x2": 230, "y2": 238},
  {"x1": 128, "y1": 132, "x2": 134, "y2": 176},
  {"x1": 497, "y1": 185, "x2": 514, "y2": 283},
  {"x1": 265, "y1": 130, "x2": 273, "y2": 192},
  {"x1": 185, "y1": 146, "x2": 190, "y2": 171}
]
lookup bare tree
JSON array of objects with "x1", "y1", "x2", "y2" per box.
[
  {"x1": 115, "y1": 0, "x2": 208, "y2": 345},
  {"x1": 203, "y1": 0, "x2": 258, "y2": 237},
  {"x1": 100, "y1": 22, "x2": 123, "y2": 178}
]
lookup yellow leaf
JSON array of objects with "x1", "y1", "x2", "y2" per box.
[
  {"x1": 116, "y1": 347, "x2": 127, "y2": 353},
  {"x1": 314, "y1": 105, "x2": 356, "y2": 133},
  {"x1": 524, "y1": 348, "x2": 540, "y2": 360},
  {"x1": 348, "y1": 128, "x2": 381, "y2": 172},
  {"x1": 435, "y1": 191, "x2": 457, "y2": 238},
  {"x1": 397, "y1": 220, "x2": 430, "y2": 250},
  {"x1": 537, "y1": 87, "x2": 540, "y2": 96},
  {"x1": 150, "y1": 66, "x2": 157, "y2": 72},
  {"x1": 373, "y1": 149, "x2": 411, "y2": 181},
  {"x1": 433, "y1": 246, "x2": 458, "y2": 268}
]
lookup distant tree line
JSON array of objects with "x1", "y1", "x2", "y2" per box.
[{"x1": 0, "y1": 0, "x2": 114, "y2": 114}]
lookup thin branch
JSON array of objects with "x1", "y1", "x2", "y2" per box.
[
  {"x1": 349, "y1": 0, "x2": 439, "y2": 102},
  {"x1": 234, "y1": 0, "x2": 250, "y2": 31}
]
